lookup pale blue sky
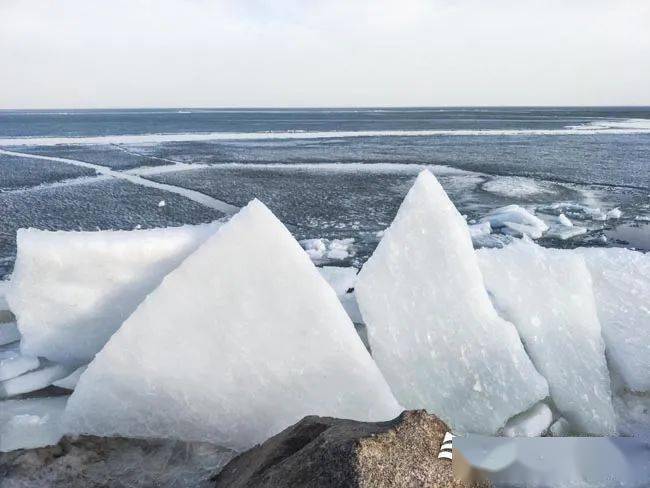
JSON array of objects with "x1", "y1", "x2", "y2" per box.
[{"x1": 1, "y1": 0, "x2": 649, "y2": 108}]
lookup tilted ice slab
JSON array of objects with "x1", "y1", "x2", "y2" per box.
[
  {"x1": 7, "y1": 222, "x2": 222, "y2": 365},
  {"x1": 355, "y1": 170, "x2": 548, "y2": 435},
  {"x1": 478, "y1": 240, "x2": 617, "y2": 435},
  {"x1": 1, "y1": 396, "x2": 68, "y2": 451},
  {"x1": 576, "y1": 247, "x2": 650, "y2": 392},
  {"x1": 64, "y1": 200, "x2": 401, "y2": 451}
]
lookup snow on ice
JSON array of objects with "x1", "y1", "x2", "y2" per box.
[
  {"x1": 355, "y1": 170, "x2": 548, "y2": 435},
  {"x1": 64, "y1": 200, "x2": 401, "y2": 451},
  {"x1": 478, "y1": 240, "x2": 617, "y2": 435},
  {"x1": 7, "y1": 222, "x2": 222, "y2": 365}
]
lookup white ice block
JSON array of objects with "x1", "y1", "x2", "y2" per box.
[
  {"x1": 576, "y1": 247, "x2": 650, "y2": 392},
  {"x1": 502, "y1": 402, "x2": 553, "y2": 437},
  {"x1": 355, "y1": 170, "x2": 548, "y2": 435},
  {"x1": 478, "y1": 241, "x2": 617, "y2": 435},
  {"x1": 0, "y1": 396, "x2": 68, "y2": 451},
  {"x1": 480, "y1": 205, "x2": 549, "y2": 235},
  {"x1": 0, "y1": 322, "x2": 20, "y2": 346},
  {"x1": 7, "y1": 222, "x2": 222, "y2": 365},
  {"x1": 317, "y1": 266, "x2": 358, "y2": 296},
  {"x1": 64, "y1": 200, "x2": 401, "y2": 450},
  {"x1": 53, "y1": 365, "x2": 88, "y2": 390},
  {"x1": 0, "y1": 342, "x2": 40, "y2": 381},
  {"x1": 0, "y1": 363, "x2": 76, "y2": 399}
]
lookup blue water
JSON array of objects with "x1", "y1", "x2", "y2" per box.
[{"x1": 1, "y1": 107, "x2": 649, "y2": 279}]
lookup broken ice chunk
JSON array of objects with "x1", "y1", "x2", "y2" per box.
[
  {"x1": 501, "y1": 221, "x2": 544, "y2": 239},
  {"x1": 480, "y1": 205, "x2": 549, "y2": 235},
  {"x1": 576, "y1": 247, "x2": 650, "y2": 392},
  {"x1": 0, "y1": 322, "x2": 20, "y2": 346},
  {"x1": 606, "y1": 208, "x2": 622, "y2": 219},
  {"x1": 318, "y1": 266, "x2": 358, "y2": 296},
  {"x1": 502, "y1": 402, "x2": 553, "y2": 437},
  {"x1": 53, "y1": 365, "x2": 88, "y2": 390},
  {"x1": 0, "y1": 396, "x2": 67, "y2": 451},
  {"x1": 65, "y1": 200, "x2": 401, "y2": 451},
  {"x1": 7, "y1": 222, "x2": 222, "y2": 365},
  {"x1": 558, "y1": 213, "x2": 573, "y2": 227},
  {"x1": 545, "y1": 225, "x2": 587, "y2": 241},
  {"x1": 478, "y1": 240, "x2": 617, "y2": 435},
  {"x1": 0, "y1": 342, "x2": 40, "y2": 381},
  {"x1": 355, "y1": 170, "x2": 548, "y2": 435},
  {"x1": 0, "y1": 362, "x2": 76, "y2": 398}
]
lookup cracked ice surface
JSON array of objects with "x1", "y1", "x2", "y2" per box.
[
  {"x1": 64, "y1": 200, "x2": 401, "y2": 451},
  {"x1": 355, "y1": 170, "x2": 548, "y2": 434},
  {"x1": 478, "y1": 240, "x2": 617, "y2": 435}
]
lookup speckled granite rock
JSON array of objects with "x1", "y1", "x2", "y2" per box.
[{"x1": 213, "y1": 410, "x2": 486, "y2": 488}]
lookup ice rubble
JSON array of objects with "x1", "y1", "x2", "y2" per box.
[
  {"x1": 64, "y1": 200, "x2": 401, "y2": 451},
  {"x1": 478, "y1": 241, "x2": 617, "y2": 435},
  {"x1": 0, "y1": 396, "x2": 68, "y2": 452},
  {"x1": 0, "y1": 342, "x2": 39, "y2": 381},
  {"x1": 300, "y1": 238, "x2": 355, "y2": 262},
  {"x1": 502, "y1": 402, "x2": 553, "y2": 438},
  {"x1": 7, "y1": 222, "x2": 222, "y2": 365},
  {"x1": 355, "y1": 170, "x2": 548, "y2": 435},
  {"x1": 576, "y1": 247, "x2": 650, "y2": 392}
]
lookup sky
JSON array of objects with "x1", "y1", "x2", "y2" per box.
[{"x1": 1, "y1": 0, "x2": 649, "y2": 108}]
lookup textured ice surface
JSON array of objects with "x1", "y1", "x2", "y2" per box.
[
  {"x1": 53, "y1": 365, "x2": 88, "y2": 390},
  {"x1": 317, "y1": 266, "x2": 358, "y2": 296},
  {"x1": 0, "y1": 322, "x2": 20, "y2": 346},
  {"x1": 0, "y1": 342, "x2": 40, "y2": 381},
  {"x1": 480, "y1": 205, "x2": 549, "y2": 235},
  {"x1": 576, "y1": 247, "x2": 650, "y2": 392},
  {"x1": 0, "y1": 396, "x2": 68, "y2": 451},
  {"x1": 7, "y1": 222, "x2": 222, "y2": 364},
  {"x1": 355, "y1": 170, "x2": 548, "y2": 434},
  {"x1": 0, "y1": 363, "x2": 76, "y2": 398},
  {"x1": 64, "y1": 200, "x2": 401, "y2": 450},
  {"x1": 502, "y1": 402, "x2": 553, "y2": 437},
  {"x1": 478, "y1": 240, "x2": 617, "y2": 435}
]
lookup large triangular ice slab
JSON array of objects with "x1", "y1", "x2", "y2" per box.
[
  {"x1": 478, "y1": 241, "x2": 617, "y2": 435},
  {"x1": 64, "y1": 200, "x2": 401, "y2": 450},
  {"x1": 355, "y1": 170, "x2": 548, "y2": 434},
  {"x1": 8, "y1": 223, "x2": 222, "y2": 364}
]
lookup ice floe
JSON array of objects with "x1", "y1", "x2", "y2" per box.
[
  {"x1": 7, "y1": 222, "x2": 222, "y2": 365},
  {"x1": 481, "y1": 176, "x2": 555, "y2": 198},
  {"x1": 355, "y1": 170, "x2": 548, "y2": 434},
  {"x1": 0, "y1": 396, "x2": 68, "y2": 452},
  {"x1": 64, "y1": 200, "x2": 401, "y2": 450},
  {"x1": 478, "y1": 240, "x2": 617, "y2": 435},
  {"x1": 576, "y1": 247, "x2": 650, "y2": 392}
]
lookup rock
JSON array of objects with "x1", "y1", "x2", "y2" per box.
[
  {"x1": 0, "y1": 435, "x2": 234, "y2": 487},
  {"x1": 213, "y1": 410, "x2": 487, "y2": 488}
]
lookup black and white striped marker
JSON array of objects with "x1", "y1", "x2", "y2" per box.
[{"x1": 438, "y1": 432, "x2": 454, "y2": 460}]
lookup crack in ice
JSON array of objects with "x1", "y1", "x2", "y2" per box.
[{"x1": 0, "y1": 149, "x2": 239, "y2": 215}]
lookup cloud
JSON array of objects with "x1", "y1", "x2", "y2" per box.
[{"x1": 1, "y1": 0, "x2": 649, "y2": 108}]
